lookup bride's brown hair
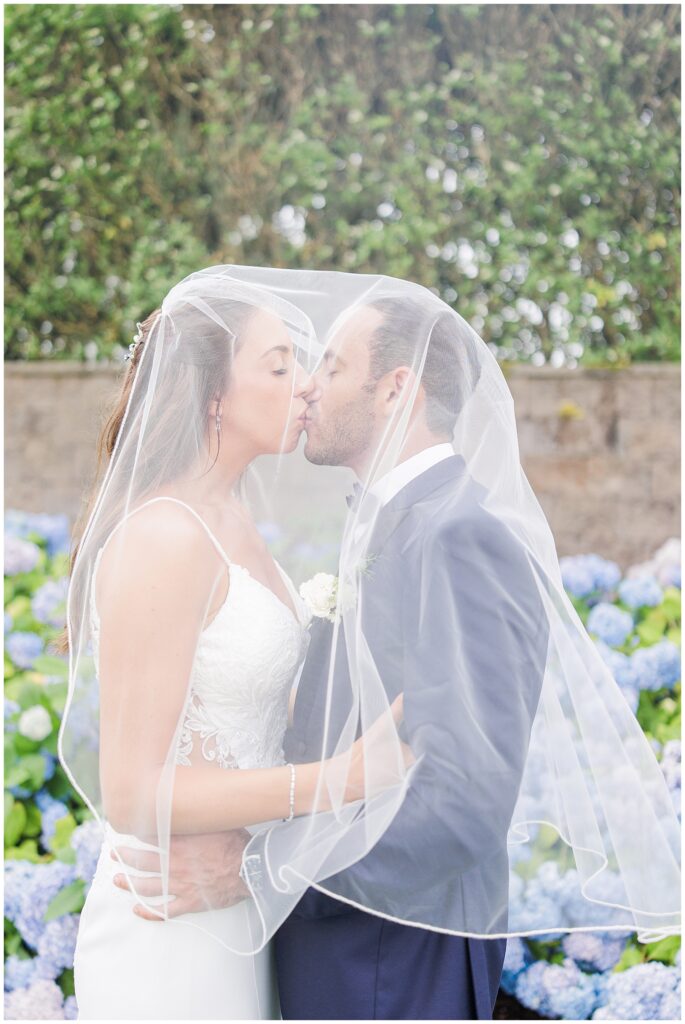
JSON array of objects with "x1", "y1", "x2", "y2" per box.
[{"x1": 53, "y1": 301, "x2": 255, "y2": 655}]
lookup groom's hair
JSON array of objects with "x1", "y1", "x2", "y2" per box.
[{"x1": 364, "y1": 297, "x2": 482, "y2": 435}]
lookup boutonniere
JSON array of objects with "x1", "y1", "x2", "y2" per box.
[{"x1": 299, "y1": 556, "x2": 377, "y2": 623}]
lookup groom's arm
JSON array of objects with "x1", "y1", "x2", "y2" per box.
[{"x1": 327, "y1": 508, "x2": 549, "y2": 900}]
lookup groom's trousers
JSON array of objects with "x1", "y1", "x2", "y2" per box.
[{"x1": 274, "y1": 890, "x2": 506, "y2": 1020}]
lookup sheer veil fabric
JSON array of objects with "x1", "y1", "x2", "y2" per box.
[{"x1": 59, "y1": 265, "x2": 680, "y2": 954}]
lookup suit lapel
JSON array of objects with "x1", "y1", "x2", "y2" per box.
[
  {"x1": 367, "y1": 453, "x2": 468, "y2": 558},
  {"x1": 292, "y1": 454, "x2": 469, "y2": 745}
]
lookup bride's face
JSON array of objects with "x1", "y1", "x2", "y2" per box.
[{"x1": 221, "y1": 308, "x2": 312, "y2": 455}]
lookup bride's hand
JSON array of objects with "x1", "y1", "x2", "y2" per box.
[{"x1": 344, "y1": 694, "x2": 415, "y2": 802}]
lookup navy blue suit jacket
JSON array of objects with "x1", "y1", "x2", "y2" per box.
[{"x1": 277, "y1": 454, "x2": 548, "y2": 1018}]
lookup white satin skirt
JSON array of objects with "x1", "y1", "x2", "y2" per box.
[{"x1": 73, "y1": 824, "x2": 280, "y2": 1020}]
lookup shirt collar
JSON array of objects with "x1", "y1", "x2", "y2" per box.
[{"x1": 364, "y1": 442, "x2": 456, "y2": 508}]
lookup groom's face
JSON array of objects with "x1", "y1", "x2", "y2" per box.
[{"x1": 303, "y1": 307, "x2": 384, "y2": 467}]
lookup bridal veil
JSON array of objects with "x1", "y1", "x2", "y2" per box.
[{"x1": 59, "y1": 265, "x2": 681, "y2": 953}]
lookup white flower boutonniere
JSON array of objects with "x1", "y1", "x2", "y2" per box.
[{"x1": 299, "y1": 556, "x2": 377, "y2": 623}]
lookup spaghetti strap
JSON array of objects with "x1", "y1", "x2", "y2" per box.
[{"x1": 98, "y1": 496, "x2": 234, "y2": 568}]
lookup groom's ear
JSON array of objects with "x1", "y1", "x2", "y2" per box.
[{"x1": 379, "y1": 366, "x2": 420, "y2": 418}]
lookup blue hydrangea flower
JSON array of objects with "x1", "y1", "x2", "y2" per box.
[
  {"x1": 64, "y1": 994, "x2": 79, "y2": 1019},
  {"x1": 3, "y1": 978, "x2": 66, "y2": 1020},
  {"x1": 499, "y1": 936, "x2": 531, "y2": 995},
  {"x1": 35, "y1": 792, "x2": 70, "y2": 851},
  {"x1": 651, "y1": 640, "x2": 681, "y2": 687},
  {"x1": 631, "y1": 640, "x2": 681, "y2": 691},
  {"x1": 4, "y1": 535, "x2": 41, "y2": 576},
  {"x1": 561, "y1": 554, "x2": 622, "y2": 598},
  {"x1": 508, "y1": 839, "x2": 532, "y2": 865},
  {"x1": 5, "y1": 510, "x2": 71, "y2": 557},
  {"x1": 660, "y1": 741, "x2": 681, "y2": 821},
  {"x1": 31, "y1": 577, "x2": 68, "y2": 627},
  {"x1": 28, "y1": 513, "x2": 71, "y2": 557},
  {"x1": 660, "y1": 740, "x2": 681, "y2": 783},
  {"x1": 561, "y1": 929, "x2": 628, "y2": 972},
  {"x1": 71, "y1": 818, "x2": 103, "y2": 884},
  {"x1": 3, "y1": 954, "x2": 36, "y2": 992},
  {"x1": 41, "y1": 752, "x2": 57, "y2": 782},
  {"x1": 4, "y1": 952, "x2": 59, "y2": 989},
  {"x1": 659, "y1": 986, "x2": 682, "y2": 1020},
  {"x1": 585, "y1": 554, "x2": 622, "y2": 592},
  {"x1": 3, "y1": 860, "x2": 38, "y2": 922},
  {"x1": 516, "y1": 956, "x2": 603, "y2": 1018},
  {"x1": 4, "y1": 610, "x2": 12, "y2": 632},
  {"x1": 560, "y1": 556, "x2": 596, "y2": 598},
  {"x1": 661, "y1": 563, "x2": 681, "y2": 589},
  {"x1": 5, "y1": 630, "x2": 44, "y2": 670},
  {"x1": 36, "y1": 914, "x2": 80, "y2": 976},
  {"x1": 4, "y1": 697, "x2": 20, "y2": 728},
  {"x1": 593, "y1": 640, "x2": 639, "y2": 689},
  {"x1": 6, "y1": 858, "x2": 77, "y2": 950},
  {"x1": 509, "y1": 861, "x2": 569, "y2": 936},
  {"x1": 542, "y1": 957, "x2": 599, "y2": 1019},
  {"x1": 593, "y1": 960, "x2": 680, "y2": 1020},
  {"x1": 4, "y1": 509, "x2": 30, "y2": 537},
  {"x1": 618, "y1": 575, "x2": 664, "y2": 609},
  {"x1": 592, "y1": 970, "x2": 612, "y2": 1007},
  {"x1": 587, "y1": 603, "x2": 634, "y2": 647},
  {"x1": 620, "y1": 684, "x2": 640, "y2": 714},
  {"x1": 514, "y1": 960, "x2": 549, "y2": 1013},
  {"x1": 564, "y1": 871, "x2": 631, "y2": 928}
]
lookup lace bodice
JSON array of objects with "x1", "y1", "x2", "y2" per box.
[{"x1": 89, "y1": 497, "x2": 312, "y2": 772}]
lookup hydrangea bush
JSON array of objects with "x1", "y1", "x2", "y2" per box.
[{"x1": 4, "y1": 513, "x2": 681, "y2": 1019}]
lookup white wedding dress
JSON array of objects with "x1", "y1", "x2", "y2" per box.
[{"x1": 73, "y1": 497, "x2": 312, "y2": 1020}]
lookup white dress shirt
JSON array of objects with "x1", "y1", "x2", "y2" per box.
[{"x1": 366, "y1": 442, "x2": 456, "y2": 508}]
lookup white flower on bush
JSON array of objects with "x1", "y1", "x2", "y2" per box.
[
  {"x1": 18, "y1": 704, "x2": 53, "y2": 742},
  {"x1": 299, "y1": 572, "x2": 338, "y2": 621}
]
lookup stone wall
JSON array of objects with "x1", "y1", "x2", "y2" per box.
[{"x1": 4, "y1": 361, "x2": 680, "y2": 568}]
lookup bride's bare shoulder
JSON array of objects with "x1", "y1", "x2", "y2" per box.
[{"x1": 99, "y1": 495, "x2": 222, "y2": 583}]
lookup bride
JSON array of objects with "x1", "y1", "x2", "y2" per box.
[{"x1": 58, "y1": 277, "x2": 406, "y2": 1019}]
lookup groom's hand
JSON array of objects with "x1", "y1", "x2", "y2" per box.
[{"x1": 110, "y1": 829, "x2": 250, "y2": 919}]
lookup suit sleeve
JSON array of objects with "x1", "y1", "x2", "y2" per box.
[{"x1": 327, "y1": 509, "x2": 549, "y2": 901}]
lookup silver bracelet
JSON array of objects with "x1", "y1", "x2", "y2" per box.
[{"x1": 283, "y1": 762, "x2": 296, "y2": 822}]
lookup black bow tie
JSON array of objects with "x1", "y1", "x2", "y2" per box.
[
  {"x1": 345, "y1": 481, "x2": 363, "y2": 510},
  {"x1": 345, "y1": 483, "x2": 382, "y2": 520}
]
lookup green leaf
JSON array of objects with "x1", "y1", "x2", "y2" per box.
[
  {"x1": 4, "y1": 752, "x2": 47, "y2": 790},
  {"x1": 51, "y1": 812, "x2": 77, "y2": 858},
  {"x1": 23, "y1": 799, "x2": 42, "y2": 837},
  {"x1": 4, "y1": 762, "x2": 31, "y2": 788},
  {"x1": 615, "y1": 944, "x2": 645, "y2": 971},
  {"x1": 636, "y1": 615, "x2": 667, "y2": 645},
  {"x1": 4, "y1": 918, "x2": 24, "y2": 957},
  {"x1": 644, "y1": 935, "x2": 681, "y2": 964},
  {"x1": 32, "y1": 654, "x2": 68, "y2": 678},
  {"x1": 44, "y1": 879, "x2": 86, "y2": 922},
  {"x1": 59, "y1": 967, "x2": 75, "y2": 998},
  {"x1": 5, "y1": 839, "x2": 49, "y2": 863},
  {"x1": 4, "y1": 799, "x2": 27, "y2": 847}
]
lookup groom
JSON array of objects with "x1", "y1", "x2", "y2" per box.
[{"x1": 273, "y1": 297, "x2": 549, "y2": 1019}]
